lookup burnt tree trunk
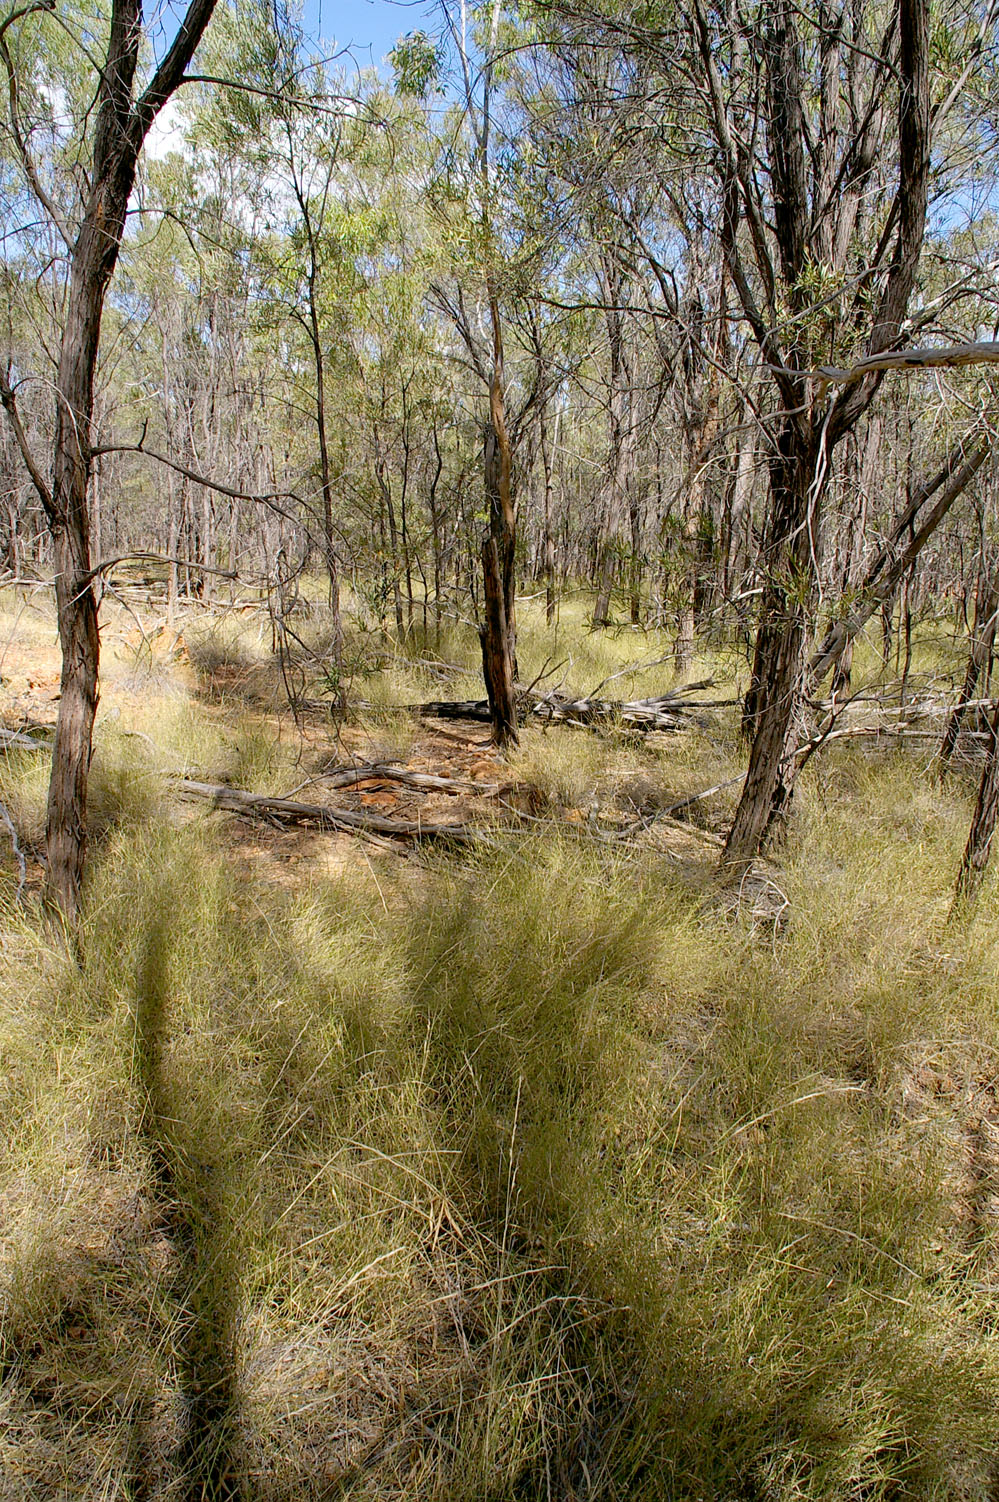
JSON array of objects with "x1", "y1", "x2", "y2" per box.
[{"x1": 479, "y1": 534, "x2": 518, "y2": 747}]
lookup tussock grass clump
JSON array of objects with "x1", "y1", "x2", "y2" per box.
[
  {"x1": 0, "y1": 726, "x2": 165, "y2": 856},
  {"x1": 508, "y1": 727, "x2": 631, "y2": 810},
  {"x1": 3, "y1": 601, "x2": 999, "y2": 1498},
  {"x1": 185, "y1": 620, "x2": 276, "y2": 707}
]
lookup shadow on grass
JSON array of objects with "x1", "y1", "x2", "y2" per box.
[{"x1": 134, "y1": 908, "x2": 243, "y2": 1502}]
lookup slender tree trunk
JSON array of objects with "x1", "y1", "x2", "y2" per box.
[
  {"x1": 487, "y1": 292, "x2": 517, "y2": 662},
  {"x1": 629, "y1": 483, "x2": 643, "y2": 626},
  {"x1": 167, "y1": 472, "x2": 179, "y2": 622},
  {"x1": 295, "y1": 194, "x2": 343, "y2": 664},
  {"x1": 44, "y1": 83, "x2": 139, "y2": 920},
  {"x1": 47, "y1": 503, "x2": 101, "y2": 925},
  {"x1": 479, "y1": 287, "x2": 518, "y2": 742},
  {"x1": 954, "y1": 699, "x2": 999, "y2": 908},
  {"x1": 939, "y1": 569, "x2": 998, "y2": 777},
  {"x1": 480, "y1": 534, "x2": 518, "y2": 746},
  {"x1": 540, "y1": 404, "x2": 556, "y2": 624},
  {"x1": 0, "y1": 0, "x2": 221, "y2": 924}
]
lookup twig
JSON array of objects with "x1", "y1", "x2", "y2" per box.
[
  {"x1": 621, "y1": 773, "x2": 746, "y2": 839},
  {"x1": 0, "y1": 797, "x2": 27, "y2": 903}
]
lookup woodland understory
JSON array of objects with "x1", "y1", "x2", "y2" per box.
[
  {"x1": 6, "y1": 0, "x2": 999, "y2": 1493},
  {"x1": 3, "y1": 588, "x2": 999, "y2": 1501}
]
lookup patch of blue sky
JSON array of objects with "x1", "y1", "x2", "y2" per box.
[
  {"x1": 148, "y1": 0, "x2": 440, "y2": 72},
  {"x1": 302, "y1": 0, "x2": 439, "y2": 70}
]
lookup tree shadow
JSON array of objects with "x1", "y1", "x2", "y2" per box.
[{"x1": 134, "y1": 909, "x2": 243, "y2": 1502}]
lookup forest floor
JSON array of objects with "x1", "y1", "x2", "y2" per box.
[{"x1": 2, "y1": 582, "x2": 999, "y2": 1500}]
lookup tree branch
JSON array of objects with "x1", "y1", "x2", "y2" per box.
[
  {"x1": 89, "y1": 439, "x2": 302, "y2": 506},
  {"x1": 0, "y1": 369, "x2": 54, "y2": 517},
  {"x1": 0, "y1": 0, "x2": 74, "y2": 247},
  {"x1": 132, "y1": 0, "x2": 217, "y2": 142},
  {"x1": 809, "y1": 340, "x2": 999, "y2": 387}
]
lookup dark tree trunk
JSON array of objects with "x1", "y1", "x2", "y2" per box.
[
  {"x1": 592, "y1": 262, "x2": 632, "y2": 630},
  {"x1": 724, "y1": 427, "x2": 817, "y2": 873},
  {"x1": 939, "y1": 569, "x2": 998, "y2": 777},
  {"x1": 954, "y1": 700, "x2": 999, "y2": 908},
  {"x1": 480, "y1": 534, "x2": 518, "y2": 747},
  {"x1": 540, "y1": 406, "x2": 556, "y2": 625}
]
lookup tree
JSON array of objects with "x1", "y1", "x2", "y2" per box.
[
  {"x1": 696, "y1": 0, "x2": 931, "y2": 871},
  {"x1": 436, "y1": 0, "x2": 521, "y2": 745},
  {"x1": 0, "y1": 0, "x2": 220, "y2": 923}
]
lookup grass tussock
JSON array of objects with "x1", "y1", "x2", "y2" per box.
[
  {"x1": 1, "y1": 779, "x2": 999, "y2": 1497},
  {"x1": 1, "y1": 587, "x2": 998, "y2": 1498}
]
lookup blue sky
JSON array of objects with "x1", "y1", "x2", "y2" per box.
[
  {"x1": 302, "y1": 0, "x2": 440, "y2": 68},
  {"x1": 301, "y1": 0, "x2": 438, "y2": 64},
  {"x1": 152, "y1": 0, "x2": 442, "y2": 74},
  {"x1": 145, "y1": 0, "x2": 447, "y2": 157}
]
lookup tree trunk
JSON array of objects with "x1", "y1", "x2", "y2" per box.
[
  {"x1": 540, "y1": 404, "x2": 556, "y2": 624},
  {"x1": 723, "y1": 427, "x2": 817, "y2": 874},
  {"x1": 939, "y1": 568, "x2": 998, "y2": 777},
  {"x1": 480, "y1": 534, "x2": 518, "y2": 747},
  {"x1": 482, "y1": 277, "x2": 518, "y2": 649},
  {"x1": 0, "y1": 0, "x2": 221, "y2": 924},
  {"x1": 46, "y1": 511, "x2": 100, "y2": 924},
  {"x1": 954, "y1": 699, "x2": 999, "y2": 907},
  {"x1": 593, "y1": 264, "x2": 632, "y2": 629},
  {"x1": 44, "y1": 74, "x2": 140, "y2": 921}
]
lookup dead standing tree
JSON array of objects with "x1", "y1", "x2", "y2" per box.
[{"x1": 0, "y1": 0, "x2": 220, "y2": 923}]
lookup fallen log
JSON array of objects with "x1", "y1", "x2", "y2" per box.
[
  {"x1": 414, "y1": 681, "x2": 726, "y2": 732},
  {"x1": 320, "y1": 761, "x2": 498, "y2": 794},
  {"x1": 175, "y1": 778, "x2": 480, "y2": 843},
  {"x1": 0, "y1": 727, "x2": 52, "y2": 751},
  {"x1": 416, "y1": 699, "x2": 493, "y2": 722},
  {"x1": 529, "y1": 691, "x2": 710, "y2": 730}
]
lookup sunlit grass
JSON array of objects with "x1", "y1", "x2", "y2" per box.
[{"x1": 1, "y1": 585, "x2": 998, "y2": 1497}]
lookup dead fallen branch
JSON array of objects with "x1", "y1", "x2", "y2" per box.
[
  {"x1": 0, "y1": 727, "x2": 51, "y2": 751},
  {"x1": 415, "y1": 698, "x2": 493, "y2": 722},
  {"x1": 319, "y1": 761, "x2": 498, "y2": 794},
  {"x1": 414, "y1": 679, "x2": 730, "y2": 732},
  {"x1": 621, "y1": 773, "x2": 746, "y2": 840},
  {"x1": 175, "y1": 778, "x2": 481, "y2": 843}
]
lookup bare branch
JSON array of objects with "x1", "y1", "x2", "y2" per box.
[
  {"x1": 0, "y1": 369, "x2": 54, "y2": 517},
  {"x1": 132, "y1": 0, "x2": 218, "y2": 141},
  {"x1": 0, "y1": 0, "x2": 74, "y2": 246},
  {"x1": 805, "y1": 340, "x2": 999, "y2": 387},
  {"x1": 89, "y1": 439, "x2": 301, "y2": 506},
  {"x1": 87, "y1": 551, "x2": 238, "y2": 583}
]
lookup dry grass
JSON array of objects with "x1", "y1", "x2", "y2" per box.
[{"x1": 0, "y1": 584, "x2": 998, "y2": 1498}]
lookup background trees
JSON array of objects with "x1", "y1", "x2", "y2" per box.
[
  {"x1": 1, "y1": 0, "x2": 220, "y2": 921},
  {"x1": 3, "y1": 0, "x2": 999, "y2": 913}
]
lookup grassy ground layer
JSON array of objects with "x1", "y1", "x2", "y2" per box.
[{"x1": 1, "y1": 587, "x2": 998, "y2": 1499}]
